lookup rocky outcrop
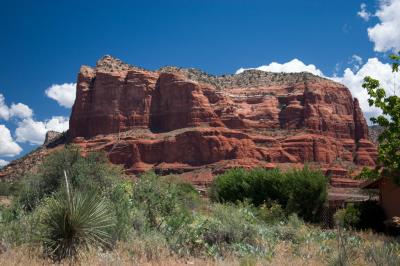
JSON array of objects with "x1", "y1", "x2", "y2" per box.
[
  {"x1": 149, "y1": 72, "x2": 222, "y2": 132},
  {"x1": 353, "y1": 98, "x2": 369, "y2": 142},
  {"x1": 43, "y1": 131, "x2": 67, "y2": 148},
  {"x1": 67, "y1": 55, "x2": 378, "y2": 179},
  {"x1": 69, "y1": 62, "x2": 159, "y2": 138}
]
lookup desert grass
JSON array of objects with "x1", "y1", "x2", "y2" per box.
[
  {"x1": 0, "y1": 196, "x2": 11, "y2": 207},
  {"x1": 1, "y1": 229, "x2": 399, "y2": 265},
  {"x1": 0, "y1": 245, "x2": 248, "y2": 266}
]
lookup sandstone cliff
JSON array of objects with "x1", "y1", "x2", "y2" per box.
[{"x1": 67, "y1": 55, "x2": 377, "y2": 181}]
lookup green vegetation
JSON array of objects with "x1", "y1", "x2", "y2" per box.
[
  {"x1": 0, "y1": 146, "x2": 399, "y2": 264},
  {"x1": 210, "y1": 167, "x2": 327, "y2": 222},
  {"x1": 355, "y1": 167, "x2": 380, "y2": 180},
  {"x1": 335, "y1": 203, "x2": 361, "y2": 228},
  {"x1": 363, "y1": 52, "x2": 400, "y2": 184},
  {"x1": 41, "y1": 190, "x2": 115, "y2": 261},
  {"x1": 16, "y1": 146, "x2": 122, "y2": 211},
  {"x1": 0, "y1": 181, "x2": 18, "y2": 197},
  {"x1": 335, "y1": 201, "x2": 386, "y2": 232}
]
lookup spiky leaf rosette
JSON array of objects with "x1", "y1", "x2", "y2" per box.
[{"x1": 41, "y1": 190, "x2": 115, "y2": 261}]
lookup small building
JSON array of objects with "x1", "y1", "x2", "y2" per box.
[
  {"x1": 362, "y1": 177, "x2": 400, "y2": 219},
  {"x1": 325, "y1": 178, "x2": 373, "y2": 228}
]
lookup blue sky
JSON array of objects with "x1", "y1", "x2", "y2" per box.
[{"x1": 1, "y1": 0, "x2": 399, "y2": 166}]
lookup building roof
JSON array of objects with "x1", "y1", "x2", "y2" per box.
[{"x1": 361, "y1": 178, "x2": 382, "y2": 189}]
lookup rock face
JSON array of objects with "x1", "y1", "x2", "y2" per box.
[{"x1": 69, "y1": 55, "x2": 377, "y2": 180}]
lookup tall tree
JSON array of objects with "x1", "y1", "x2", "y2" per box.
[{"x1": 363, "y1": 53, "x2": 400, "y2": 184}]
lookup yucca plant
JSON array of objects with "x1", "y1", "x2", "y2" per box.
[
  {"x1": 365, "y1": 241, "x2": 400, "y2": 266},
  {"x1": 41, "y1": 171, "x2": 115, "y2": 261}
]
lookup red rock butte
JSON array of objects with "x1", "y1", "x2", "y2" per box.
[{"x1": 68, "y1": 55, "x2": 377, "y2": 183}]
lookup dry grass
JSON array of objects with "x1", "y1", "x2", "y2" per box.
[
  {"x1": 0, "y1": 245, "x2": 244, "y2": 266},
  {"x1": 0, "y1": 196, "x2": 11, "y2": 207},
  {"x1": 1, "y1": 231, "x2": 398, "y2": 266}
]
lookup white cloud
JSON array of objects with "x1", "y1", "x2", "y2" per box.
[
  {"x1": 351, "y1": 54, "x2": 363, "y2": 66},
  {"x1": 348, "y1": 54, "x2": 364, "y2": 72},
  {"x1": 0, "y1": 94, "x2": 33, "y2": 120},
  {"x1": 15, "y1": 119, "x2": 46, "y2": 145},
  {"x1": 332, "y1": 57, "x2": 396, "y2": 122},
  {"x1": 0, "y1": 125, "x2": 22, "y2": 157},
  {"x1": 236, "y1": 58, "x2": 324, "y2": 76},
  {"x1": 368, "y1": 0, "x2": 400, "y2": 52},
  {"x1": 45, "y1": 116, "x2": 70, "y2": 132},
  {"x1": 45, "y1": 83, "x2": 76, "y2": 108},
  {"x1": 15, "y1": 116, "x2": 69, "y2": 145},
  {"x1": 358, "y1": 3, "x2": 371, "y2": 21},
  {"x1": 0, "y1": 159, "x2": 9, "y2": 168},
  {"x1": 9, "y1": 103, "x2": 33, "y2": 119},
  {"x1": 0, "y1": 94, "x2": 10, "y2": 120}
]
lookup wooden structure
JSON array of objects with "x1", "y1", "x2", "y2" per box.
[{"x1": 362, "y1": 177, "x2": 400, "y2": 219}]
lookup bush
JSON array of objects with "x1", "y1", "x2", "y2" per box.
[
  {"x1": 335, "y1": 201, "x2": 385, "y2": 231},
  {"x1": 284, "y1": 167, "x2": 327, "y2": 221},
  {"x1": 16, "y1": 173, "x2": 46, "y2": 211},
  {"x1": 335, "y1": 204, "x2": 361, "y2": 228},
  {"x1": 269, "y1": 214, "x2": 304, "y2": 244},
  {"x1": 17, "y1": 146, "x2": 122, "y2": 211},
  {"x1": 0, "y1": 206, "x2": 41, "y2": 246},
  {"x1": 209, "y1": 168, "x2": 253, "y2": 203},
  {"x1": 0, "y1": 181, "x2": 18, "y2": 196},
  {"x1": 257, "y1": 201, "x2": 286, "y2": 224},
  {"x1": 131, "y1": 172, "x2": 198, "y2": 235},
  {"x1": 107, "y1": 180, "x2": 135, "y2": 240},
  {"x1": 124, "y1": 231, "x2": 169, "y2": 261},
  {"x1": 355, "y1": 167, "x2": 380, "y2": 180},
  {"x1": 203, "y1": 203, "x2": 259, "y2": 246},
  {"x1": 41, "y1": 189, "x2": 115, "y2": 261},
  {"x1": 173, "y1": 203, "x2": 263, "y2": 257},
  {"x1": 210, "y1": 167, "x2": 327, "y2": 222},
  {"x1": 9, "y1": 145, "x2": 136, "y2": 243},
  {"x1": 1, "y1": 146, "x2": 133, "y2": 252}
]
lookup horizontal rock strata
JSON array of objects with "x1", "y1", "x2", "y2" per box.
[{"x1": 68, "y1": 55, "x2": 377, "y2": 180}]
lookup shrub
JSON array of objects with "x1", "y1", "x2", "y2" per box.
[
  {"x1": 256, "y1": 201, "x2": 286, "y2": 224},
  {"x1": 124, "y1": 231, "x2": 169, "y2": 261},
  {"x1": 0, "y1": 181, "x2": 18, "y2": 196},
  {"x1": 269, "y1": 214, "x2": 304, "y2": 244},
  {"x1": 209, "y1": 168, "x2": 252, "y2": 203},
  {"x1": 355, "y1": 167, "x2": 380, "y2": 180},
  {"x1": 335, "y1": 204, "x2": 361, "y2": 228},
  {"x1": 131, "y1": 172, "x2": 197, "y2": 235},
  {"x1": 16, "y1": 173, "x2": 47, "y2": 211},
  {"x1": 211, "y1": 167, "x2": 327, "y2": 222},
  {"x1": 284, "y1": 167, "x2": 327, "y2": 221},
  {"x1": 107, "y1": 180, "x2": 135, "y2": 240},
  {"x1": 335, "y1": 201, "x2": 385, "y2": 231},
  {"x1": 41, "y1": 190, "x2": 115, "y2": 261},
  {"x1": 172, "y1": 203, "x2": 263, "y2": 257},
  {"x1": 203, "y1": 203, "x2": 259, "y2": 246},
  {"x1": 17, "y1": 146, "x2": 122, "y2": 211},
  {"x1": 0, "y1": 206, "x2": 41, "y2": 246},
  {"x1": 243, "y1": 168, "x2": 286, "y2": 206},
  {"x1": 15, "y1": 146, "x2": 138, "y2": 242}
]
